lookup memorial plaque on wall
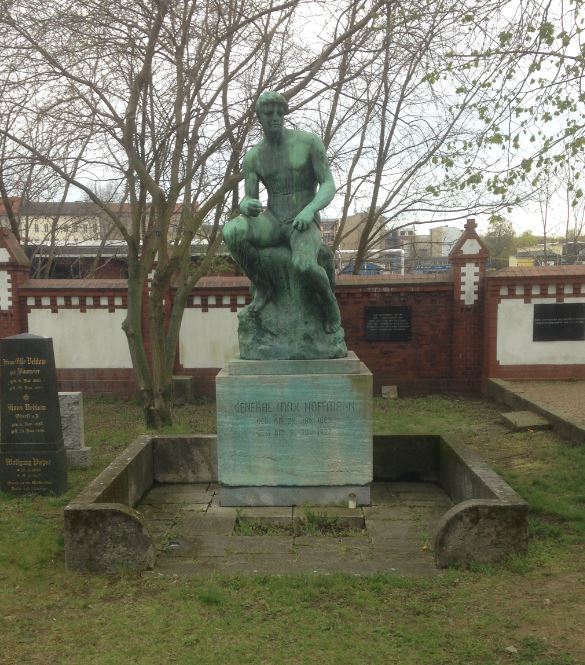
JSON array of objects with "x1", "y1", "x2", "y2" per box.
[
  {"x1": 0, "y1": 334, "x2": 67, "y2": 495},
  {"x1": 365, "y1": 306, "x2": 412, "y2": 342},
  {"x1": 533, "y1": 303, "x2": 585, "y2": 342}
]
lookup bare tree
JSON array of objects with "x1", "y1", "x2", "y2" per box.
[
  {"x1": 0, "y1": 0, "x2": 388, "y2": 426},
  {"x1": 534, "y1": 157, "x2": 585, "y2": 265},
  {"x1": 563, "y1": 161, "x2": 585, "y2": 264}
]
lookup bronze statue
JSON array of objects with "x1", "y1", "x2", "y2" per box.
[{"x1": 223, "y1": 92, "x2": 346, "y2": 359}]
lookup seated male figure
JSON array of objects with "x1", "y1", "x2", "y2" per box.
[{"x1": 223, "y1": 91, "x2": 341, "y2": 334}]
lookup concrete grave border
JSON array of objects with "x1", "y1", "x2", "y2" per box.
[{"x1": 65, "y1": 433, "x2": 527, "y2": 573}]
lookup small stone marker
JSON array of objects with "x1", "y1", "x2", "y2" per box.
[
  {"x1": 0, "y1": 334, "x2": 68, "y2": 495},
  {"x1": 59, "y1": 392, "x2": 91, "y2": 468},
  {"x1": 172, "y1": 375, "x2": 196, "y2": 405},
  {"x1": 381, "y1": 385, "x2": 398, "y2": 399},
  {"x1": 501, "y1": 410, "x2": 551, "y2": 432}
]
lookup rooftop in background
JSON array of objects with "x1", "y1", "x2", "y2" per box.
[{"x1": 487, "y1": 265, "x2": 585, "y2": 278}]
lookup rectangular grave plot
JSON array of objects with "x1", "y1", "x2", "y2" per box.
[
  {"x1": 533, "y1": 303, "x2": 585, "y2": 342},
  {"x1": 365, "y1": 306, "x2": 412, "y2": 342}
]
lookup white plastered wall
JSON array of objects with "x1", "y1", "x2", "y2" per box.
[
  {"x1": 27, "y1": 309, "x2": 132, "y2": 368},
  {"x1": 497, "y1": 297, "x2": 585, "y2": 365},
  {"x1": 0, "y1": 270, "x2": 11, "y2": 310},
  {"x1": 460, "y1": 262, "x2": 480, "y2": 305},
  {"x1": 180, "y1": 308, "x2": 239, "y2": 368}
]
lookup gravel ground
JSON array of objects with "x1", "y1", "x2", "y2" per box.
[{"x1": 501, "y1": 380, "x2": 585, "y2": 425}]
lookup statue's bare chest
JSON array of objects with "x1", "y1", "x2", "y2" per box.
[{"x1": 257, "y1": 143, "x2": 315, "y2": 194}]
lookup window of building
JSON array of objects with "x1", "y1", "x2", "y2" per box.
[
  {"x1": 44, "y1": 223, "x2": 49, "y2": 232},
  {"x1": 34, "y1": 223, "x2": 39, "y2": 232}
]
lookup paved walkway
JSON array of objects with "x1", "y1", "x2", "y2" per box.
[
  {"x1": 498, "y1": 380, "x2": 585, "y2": 426},
  {"x1": 139, "y1": 482, "x2": 452, "y2": 576},
  {"x1": 490, "y1": 379, "x2": 585, "y2": 444}
]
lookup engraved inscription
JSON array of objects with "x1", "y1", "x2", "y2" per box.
[
  {"x1": 365, "y1": 306, "x2": 412, "y2": 342},
  {"x1": 1, "y1": 356, "x2": 51, "y2": 438},
  {"x1": 0, "y1": 335, "x2": 67, "y2": 495},
  {"x1": 533, "y1": 303, "x2": 585, "y2": 342},
  {"x1": 234, "y1": 400, "x2": 358, "y2": 440}
]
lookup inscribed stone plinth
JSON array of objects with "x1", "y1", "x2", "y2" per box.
[
  {"x1": 216, "y1": 356, "x2": 372, "y2": 506},
  {"x1": 0, "y1": 334, "x2": 67, "y2": 495}
]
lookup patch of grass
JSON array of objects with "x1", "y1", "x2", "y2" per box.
[
  {"x1": 504, "y1": 442, "x2": 585, "y2": 541},
  {"x1": 294, "y1": 506, "x2": 360, "y2": 536},
  {"x1": 373, "y1": 394, "x2": 498, "y2": 434},
  {"x1": 196, "y1": 586, "x2": 227, "y2": 606},
  {"x1": 1, "y1": 394, "x2": 585, "y2": 664},
  {"x1": 234, "y1": 515, "x2": 285, "y2": 536}
]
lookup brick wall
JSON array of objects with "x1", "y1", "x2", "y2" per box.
[
  {"x1": 484, "y1": 266, "x2": 585, "y2": 382},
  {"x1": 448, "y1": 219, "x2": 490, "y2": 392},
  {"x1": 336, "y1": 277, "x2": 455, "y2": 394},
  {"x1": 7, "y1": 222, "x2": 582, "y2": 400},
  {"x1": 0, "y1": 228, "x2": 31, "y2": 339}
]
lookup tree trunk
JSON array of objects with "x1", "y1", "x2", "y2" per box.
[
  {"x1": 122, "y1": 252, "x2": 171, "y2": 429},
  {"x1": 147, "y1": 271, "x2": 174, "y2": 429}
]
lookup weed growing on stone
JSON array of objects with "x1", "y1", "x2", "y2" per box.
[{"x1": 234, "y1": 506, "x2": 364, "y2": 537}]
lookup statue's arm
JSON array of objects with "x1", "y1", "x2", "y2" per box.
[
  {"x1": 292, "y1": 136, "x2": 336, "y2": 231},
  {"x1": 239, "y1": 151, "x2": 262, "y2": 217}
]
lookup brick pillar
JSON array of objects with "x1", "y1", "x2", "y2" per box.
[
  {"x1": 0, "y1": 228, "x2": 31, "y2": 338},
  {"x1": 448, "y1": 218, "x2": 489, "y2": 391}
]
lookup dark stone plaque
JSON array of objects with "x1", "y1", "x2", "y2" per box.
[
  {"x1": 0, "y1": 334, "x2": 67, "y2": 495},
  {"x1": 533, "y1": 303, "x2": 585, "y2": 342},
  {"x1": 365, "y1": 306, "x2": 412, "y2": 342}
]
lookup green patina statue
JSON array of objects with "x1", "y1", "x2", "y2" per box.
[{"x1": 223, "y1": 91, "x2": 347, "y2": 360}]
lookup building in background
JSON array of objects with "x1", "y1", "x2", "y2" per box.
[
  {"x1": 321, "y1": 213, "x2": 401, "y2": 273},
  {"x1": 509, "y1": 242, "x2": 564, "y2": 267},
  {"x1": 0, "y1": 199, "x2": 197, "y2": 246},
  {"x1": 430, "y1": 226, "x2": 463, "y2": 256}
]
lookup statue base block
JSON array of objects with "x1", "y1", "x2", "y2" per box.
[{"x1": 216, "y1": 352, "x2": 372, "y2": 506}]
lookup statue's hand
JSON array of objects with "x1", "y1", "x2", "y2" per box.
[
  {"x1": 292, "y1": 208, "x2": 314, "y2": 231},
  {"x1": 240, "y1": 198, "x2": 262, "y2": 217}
]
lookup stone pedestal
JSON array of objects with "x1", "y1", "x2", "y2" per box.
[
  {"x1": 216, "y1": 351, "x2": 372, "y2": 506},
  {"x1": 0, "y1": 334, "x2": 68, "y2": 495}
]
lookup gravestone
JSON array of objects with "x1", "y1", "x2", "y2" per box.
[
  {"x1": 0, "y1": 334, "x2": 68, "y2": 495},
  {"x1": 59, "y1": 392, "x2": 91, "y2": 468}
]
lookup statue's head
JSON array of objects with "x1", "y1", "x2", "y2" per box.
[
  {"x1": 255, "y1": 91, "x2": 289, "y2": 115},
  {"x1": 255, "y1": 91, "x2": 288, "y2": 139}
]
